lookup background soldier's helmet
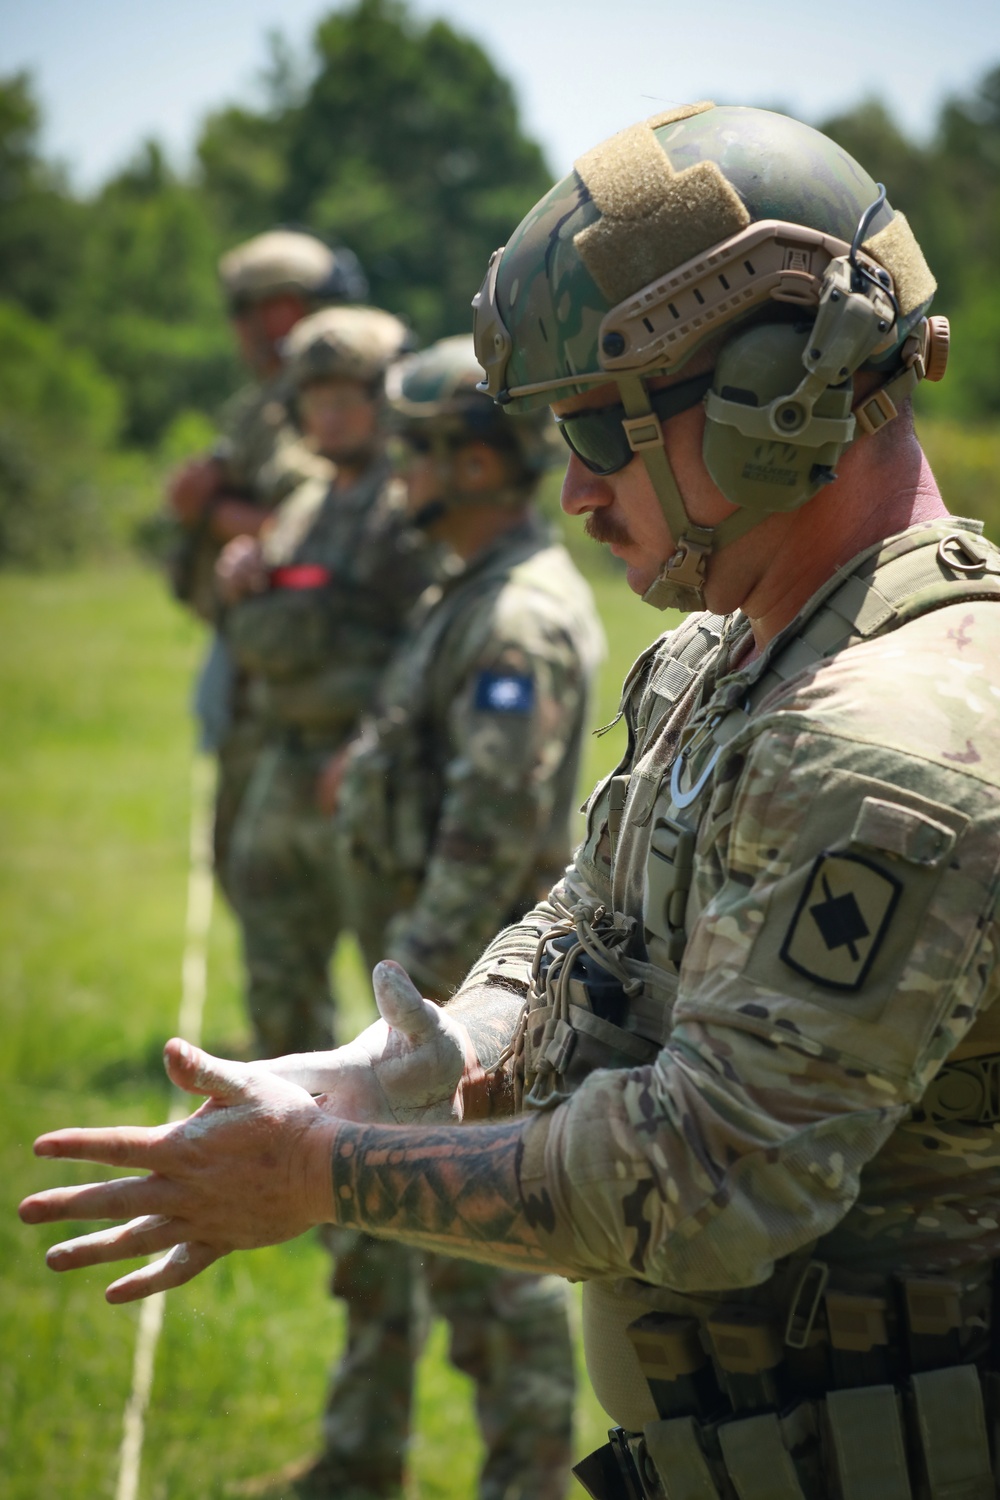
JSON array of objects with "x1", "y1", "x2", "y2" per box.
[
  {"x1": 473, "y1": 103, "x2": 949, "y2": 610},
  {"x1": 218, "y1": 229, "x2": 369, "y2": 311},
  {"x1": 387, "y1": 334, "x2": 553, "y2": 496},
  {"x1": 282, "y1": 305, "x2": 412, "y2": 391}
]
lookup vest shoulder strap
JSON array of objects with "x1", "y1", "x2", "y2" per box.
[{"x1": 750, "y1": 521, "x2": 1000, "y2": 709}]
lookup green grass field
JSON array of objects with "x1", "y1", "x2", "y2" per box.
[
  {"x1": 4, "y1": 412, "x2": 999, "y2": 1497},
  {"x1": 0, "y1": 555, "x2": 662, "y2": 1499}
]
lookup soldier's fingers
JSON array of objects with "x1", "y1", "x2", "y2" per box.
[
  {"x1": 45, "y1": 1214, "x2": 187, "y2": 1272},
  {"x1": 32, "y1": 1122, "x2": 172, "y2": 1168},
  {"x1": 372, "y1": 961, "x2": 441, "y2": 1042},
  {"x1": 105, "y1": 1241, "x2": 223, "y2": 1303},
  {"x1": 162, "y1": 1038, "x2": 252, "y2": 1102},
  {"x1": 19, "y1": 1174, "x2": 179, "y2": 1227}
]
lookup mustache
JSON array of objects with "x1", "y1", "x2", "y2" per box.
[{"x1": 584, "y1": 510, "x2": 633, "y2": 547}]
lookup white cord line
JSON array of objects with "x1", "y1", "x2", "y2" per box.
[{"x1": 115, "y1": 753, "x2": 216, "y2": 1500}]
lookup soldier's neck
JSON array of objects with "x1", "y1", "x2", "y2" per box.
[
  {"x1": 329, "y1": 447, "x2": 381, "y2": 492},
  {"x1": 709, "y1": 433, "x2": 947, "y2": 655}
]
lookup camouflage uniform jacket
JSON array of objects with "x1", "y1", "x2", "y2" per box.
[
  {"x1": 457, "y1": 517, "x2": 1000, "y2": 1429},
  {"x1": 338, "y1": 514, "x2": 606, "y2": 994},
  {"x1": 223, "y1": 457, "x2": 437, "y2": 740},
  {"x1": 174, "y1": 372, "x2": 331, "y2": 622}
]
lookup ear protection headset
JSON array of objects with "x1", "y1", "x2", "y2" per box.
[
  {"x1": 702, "y1": 318, "x2": 857, "y2": 513},
  {"x1": 603, "y1": 189, "x2": 950, "y2": 613},
  {"x1": 701, "y1": 187, "x2": 945, "y2": 518}
]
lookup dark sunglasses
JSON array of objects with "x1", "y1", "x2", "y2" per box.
[{"x1": 555, "y1": 371, "x2": 714, "y2": 475}]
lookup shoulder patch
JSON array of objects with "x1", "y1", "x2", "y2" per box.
[
  {"x1": 780, "y1": 851, "x2": 903, "y2": 991},
  {"x1": 473, "y1": 670, "x2": 535, "y2": 714}
]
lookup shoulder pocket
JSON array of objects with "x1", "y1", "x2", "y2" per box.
[
  {"x1": 745, "y1": 772, "x2": 972, "y2": 1012},
  {"x1": 726, "y1": 756, "x2": 999, "y2": 1082}
]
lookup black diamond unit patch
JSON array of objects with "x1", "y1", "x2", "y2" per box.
[{"x1": 780, "y1": 852, "x2": 903, "y2": 991}]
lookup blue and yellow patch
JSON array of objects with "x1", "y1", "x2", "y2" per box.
[{"x1": 473, "y1": 671, "x2": 535, "y2": 714}]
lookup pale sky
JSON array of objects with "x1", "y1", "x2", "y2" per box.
[{"x1": 2, "y1": 0, "x2": 998, "y2": 189}]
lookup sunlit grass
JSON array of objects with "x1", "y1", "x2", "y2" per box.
[{"x1": 0, "y1": 556, "x2": 657, "y2": 1498}]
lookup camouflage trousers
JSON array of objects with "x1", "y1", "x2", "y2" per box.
[
  {"x1": 212, "y1": 704, "x2": 269, "y2": 914},
  {"x1": 322, "y1": 1229, "x2": 575, "y2": 1500},
  {"x1": 227, "y1": 734, "x2": 342, "y2": 1055}
]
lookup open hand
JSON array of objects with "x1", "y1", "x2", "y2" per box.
[
  {"x1": 262, "y1": 961, "x2": 485, "y2": 1124},
  {"x1": 18, "y1": 1039, "x2": 335, "y2": 1303}
]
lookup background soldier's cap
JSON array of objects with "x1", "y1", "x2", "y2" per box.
[
  {"x1": 387, "y1": 334, "x2": 554, "y2": 476},
  {"x1": 218, "y1": 229, "x2": 369, "y2": 311},
  {"x1": 282, "y1": 305, "x2": 413, "y2": 388}
]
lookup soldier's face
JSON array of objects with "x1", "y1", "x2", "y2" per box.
[
  {"x1": 402, "y1": 440, "x2": 510, "y2": 527},
  {"x1": 231, "y1": 294, "x2": 309, "y2": 375},
  {"x1": 552, "y1": 375, "x2": 734, "y2": 598},
  {"x1": 299, "y1": 378, "x2": 379, "y2": 461}
]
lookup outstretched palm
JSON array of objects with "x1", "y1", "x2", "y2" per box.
[
  {"x1": 18, "y1": 962, "x2": 481, "y2": 1301},
  {"x1": 260, "y1": 960, "x2": 482, "y2": 1124}
]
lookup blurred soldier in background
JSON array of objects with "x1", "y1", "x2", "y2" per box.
[
  {"x1": 165, "y1": 229, "x2": 368, "y2": 903},
  {"x1": 293, "y1": 334, "x2": 606, "y2": 1500},
  {"x1": 216, "y1": 305, "x2": 436, "y2": 1058}
]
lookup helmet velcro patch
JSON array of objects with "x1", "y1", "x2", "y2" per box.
[
  {"x1": 644, "y1": 100, "x2": 715, "y2": 131},
  {"x1": 573, "y1": 123, "x2": 750, "y2": 305},
  {"x1": 862, "y1": 212, "x2": 937, "y2": 320}
]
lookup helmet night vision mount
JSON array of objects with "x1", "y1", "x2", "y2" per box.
[{"x1": 472, "y1": 104, "x2": 949, "y2": 612}]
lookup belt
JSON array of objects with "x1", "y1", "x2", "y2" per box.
[
  {"x1": 578, "y1": 1367, "x2": 998, "y2": 1500},
  {"x1": 575, "y1": 1259, "x2": 998, "y2": 1499}
]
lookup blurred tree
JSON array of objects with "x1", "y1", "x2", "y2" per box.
[
  {"x1": 197, "y1": 30, "x2": 307, "y2": 238},
  {"x1": 821, "y1": 77, "x2": 1000, "y2": 418},
  {"x1": 199, "y1": 0, "x2": 552, "y2": 338},
  {"x1": 0, "y1": 72, "x2": 89, "y2": 321},
  {"x1": 6, "y1": 34, "x2": 1000, "y2": 569},
  {"x1": 66, "y1": 140, "x2": 236, "y2": 446},
  {"x1": 0, "y1": 300, "x2": 123, "y2": 565}
]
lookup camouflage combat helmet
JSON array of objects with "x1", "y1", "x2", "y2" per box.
[
  {"x1": 473, "y1": 103, "x2": 949, "y2": 610},
  {"x1": 387, "y1": 334, "x2": 553, "y2": 508},
  {"x1": 218, "y1": 229, "x2": 368, "y2": 311},
  {"x1": 282, "y1": 306, "x2": 412, "y2": 391}
]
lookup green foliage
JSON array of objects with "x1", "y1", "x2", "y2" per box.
[
  {"x1": 0, "y1": 562, "x2": 622, "y2": 1497},
  {"x1": 0, "y1": 71, "x2": 88, "y2": 322},
  {"x1": 820, "y1": 68, "x2": 1000, "y2": 417},
  {"x1": 0, "y1": 300, "x2": 134, "y2": 567},
  {"x1": 0, "y1": 5, "x2": 554, "y2": 564},
  {"x1": 3, "y1": 25, "x2": 1000, "y2": 568},
  {"x1": 0, "y1": 299, "x2": 118, "y2": 445},
  {"x1": 64, "y1": 141, "x2": 237, "y2": 447},
  {"x1": 200, "y1": 0, "x2": 552, "y2": 338},
  {"x1": 918, "y1": 415, "x2": 1000, "y2": 543}
]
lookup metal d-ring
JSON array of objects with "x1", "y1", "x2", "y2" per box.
[
  {"x1": 669, "y1": 740, "x2": 723, "y2": 809},
  {"x1": 938, "y1": 532, "x2": 988, "y2": 575}
]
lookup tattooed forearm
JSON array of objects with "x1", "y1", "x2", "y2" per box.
[{"x1": 329, "y1": 1116, "x2": 572, "y2": 1276}]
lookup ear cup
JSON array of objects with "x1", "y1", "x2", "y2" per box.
[{"x1": 703, "y1": 322, "x2": 854, "y2": 513}]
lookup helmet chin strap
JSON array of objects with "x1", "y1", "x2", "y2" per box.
[
  {"x1": 616, "y1": 375, "x2": 713, "y2": 612},
  {"x1": 616, "y1": 376, "x2": 760, "y2": 613}
]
